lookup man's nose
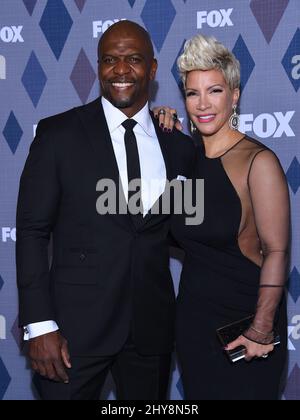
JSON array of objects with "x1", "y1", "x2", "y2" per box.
[{"x1": 113, "y1": 59, "x2": 130, "y2": 75}]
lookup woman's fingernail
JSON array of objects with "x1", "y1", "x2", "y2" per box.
[
  {"x1": 160, "y1": 124, "x2": 164, "y2": 128},
  {"x1": 168, "y1": 129, "x2": 172, "y2": 133},
  {"x1": 163, "y1": 128, "x2": 168, "y2": 132}
]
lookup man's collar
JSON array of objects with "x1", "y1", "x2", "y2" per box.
[{"x1": 101, "y1": 97, "x2": 155, "y2": 137}]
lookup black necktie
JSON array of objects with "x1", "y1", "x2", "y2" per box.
[{"x1": 122, "y1": 119, "x2": 143, "y2": 223}]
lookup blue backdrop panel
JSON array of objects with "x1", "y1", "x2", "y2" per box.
[{"x1": 0, "y1": 0, "x2": 299, "y2": 400}]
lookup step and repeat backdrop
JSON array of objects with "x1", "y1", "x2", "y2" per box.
[{"x1": 0, "y1": 0, "x2": 299, "y2": 400}]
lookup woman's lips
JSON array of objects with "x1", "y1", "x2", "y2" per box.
[{"x1": 196, "y1": 114, "x2": 215, "y2": 123}]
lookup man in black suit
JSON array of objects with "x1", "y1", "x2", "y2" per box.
[{"x1": 16, "y1": 20, "x2": 195, "y2": 400}]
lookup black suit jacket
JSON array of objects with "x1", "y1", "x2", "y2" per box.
[{"x1": 16, "y1": 98, "x2": 196, "y2": 356}]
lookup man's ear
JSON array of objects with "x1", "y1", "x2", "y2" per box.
[
  {"x1": 97, "y1": 59, "x2": 101, "y2": 79},
  {"x1": 150, "y1": 59, "x2": 158, "y2": 80}
]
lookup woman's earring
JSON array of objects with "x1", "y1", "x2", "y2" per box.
[
  {"x1": 229, "y1": 105, "x2": 239, "y2": 130},
  {"x1": 190, "y1": 120, "x2": 197, "y2": 134}
]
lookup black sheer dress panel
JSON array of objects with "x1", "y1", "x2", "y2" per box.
[{"x1": 172, "y1": 136, "x2": 290, "y2": 400}]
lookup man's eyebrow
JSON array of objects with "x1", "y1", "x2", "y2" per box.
[{"x1": 102, "y1": 52, "x2": 145, "y2": 56}]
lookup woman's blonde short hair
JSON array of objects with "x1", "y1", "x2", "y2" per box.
[{"x1": 177, "y1": 34, "x2": 240, "y2": 90}]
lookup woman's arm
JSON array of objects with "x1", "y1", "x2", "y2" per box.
[
  {"x1": 226, "y1": 150, "x2": 290, "y2": 360},
  {"x1": 244, "y1": 150, "x2": 290, "y2": 340}
]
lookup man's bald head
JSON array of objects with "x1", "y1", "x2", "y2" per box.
[
  {"x1": 98, "y1": 20, "x2": 154, "y2": 61},
  {"x1": 97, "y1": 19, "x2": 157, "y2": 117}
]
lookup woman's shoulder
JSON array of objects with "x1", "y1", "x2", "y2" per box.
[
  {"x1": 243, "y1": 137, "x2": 285, "y2": 183},
  {"x1": 242, "y1": 135, "x2": 279, "y2": 161},
  {"x1": 235, "y1": 135, "x2": 281, "y2": 163},
  {"x1": 240, "y1": 135, "x2": 268, "y2": 153},
  {"x1": 227, "y1": 135, "x2": 285, "y2": 181}
]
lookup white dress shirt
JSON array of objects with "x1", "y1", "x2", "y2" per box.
[
  {"x1": 24, "y1": 97, "x2": 166, "y2": 340},
  {"x1": 102, "y1": 97, "x2": 166, "y2": 215}
]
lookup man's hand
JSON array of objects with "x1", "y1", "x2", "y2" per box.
[{"x1": 28, "y1": 331, "x2": 71, "y2": 383}]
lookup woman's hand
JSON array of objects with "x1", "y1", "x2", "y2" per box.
[
  {"x1": 152, "y1": 106, "x2": 183, "y2": 132},
  {"x1": 225, "y1": 335, "x2": 274, "y2": 362}
]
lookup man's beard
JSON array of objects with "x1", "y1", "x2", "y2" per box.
[
  {"x1": 110, "y1": 97, "x2": 135, "y2": 109},
  {"x1": 102, "y1": 81, "x2": 138, "y2": 109}
]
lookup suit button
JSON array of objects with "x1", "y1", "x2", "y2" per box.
[{"x1": 79, "y1": 253, "x2": 86, "y2": 261}]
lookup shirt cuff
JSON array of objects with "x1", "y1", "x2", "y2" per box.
[{"x1": 23, "y1": 320, "x2": 59, "y2": 340}]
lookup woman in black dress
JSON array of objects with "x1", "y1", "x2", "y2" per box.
[{"x1": 154, "y1": 34, "x2": 290, "y2": 400}]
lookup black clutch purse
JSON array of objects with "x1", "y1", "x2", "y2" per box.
[{"x1": 216, "y1": 315, "x2": 280, "y2": 363}]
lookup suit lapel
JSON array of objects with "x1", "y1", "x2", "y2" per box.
[
  {"x1": 75, "y1": 98, "x2": 132, "y2": 230},
  {"x1": 137, "y1": 112, "x2": 173, "y2": 229},
  {"x1": 76, "y1": 98, "x2": 119, "y2": 181},
  {"x1": 75, "y1": 101, "x2": 173, "y2": 231},
  {"x1": 151, "y1": 112, "x2": 172, "y2": 181}
]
